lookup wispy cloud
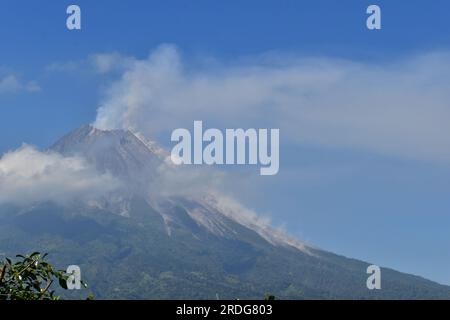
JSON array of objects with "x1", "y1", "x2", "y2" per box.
[
  {"x1": 89, "y1": 52, "x2": 135, "y2": 74},
  {"x1": 0, "y1": 74, "x2": 40, "y2": 94},
  {"x1": 47, "y1": 53, "x2": 134, "y2": 75},
  {"x1": 93, "y1": 45, "x2": 450, "y2": 165}
]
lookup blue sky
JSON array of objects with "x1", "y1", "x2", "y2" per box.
[{"x1": 1, "y1": 0, "x2": 450, "y2": 285}]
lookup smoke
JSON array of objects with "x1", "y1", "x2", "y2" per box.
[
  {"x1": 200, "y1": 192, "x2": 310, "y2": 252},
  {"x1": 94, "y1": 45, "x2": 450, "y2": 165}
]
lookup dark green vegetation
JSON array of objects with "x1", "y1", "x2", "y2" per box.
[
  {"x1": 0, "y1": 252, "x2": 70, "y2": 300},
  {"x1": 1, "y1": 201, "x2": 449, "y2": 300}
]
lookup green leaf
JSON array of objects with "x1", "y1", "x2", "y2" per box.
[{"x1": 58, "y1": 277, "x2": 68, "y2": 290}]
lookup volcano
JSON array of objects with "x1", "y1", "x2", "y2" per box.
[{"x1": 0, "y1": 124, "x2": 449, "y2": 299}]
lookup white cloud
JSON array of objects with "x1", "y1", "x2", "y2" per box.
[
  {"x1": 0, "y1": 74, "x2": 41, "y2": 94},
  {"x1": 89, "y1": 52, "x2": 135, "y2": 74},
  {"x1": 94, "y1": 45, "x2": 450, "y2": 165},
  {"x1": 0, "y1": 145, "x2": 120, "y2": 206}
]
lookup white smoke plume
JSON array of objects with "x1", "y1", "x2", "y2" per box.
[{"x1": 94, "y1": 45, "x2": 450, "y2": 165}]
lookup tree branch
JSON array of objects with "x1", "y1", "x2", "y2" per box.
[
  {"x1": 39, "y1": 280, "x2": 53, "y2": 299},
  {"x1": 0, "y1": 265, "x2": 6, "y2": 283}
]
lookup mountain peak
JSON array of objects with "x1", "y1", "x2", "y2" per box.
[{"x1": 51, "y1": 124, "x2": 163, "y2": 183}]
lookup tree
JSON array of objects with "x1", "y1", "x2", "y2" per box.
[{"x1": 0, "y1": 252, "x2": 74, "y2": 300}]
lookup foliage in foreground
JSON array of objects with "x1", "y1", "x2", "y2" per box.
[{"x1": 0, "y1": 252, "x2": 74, "y2": 300}]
